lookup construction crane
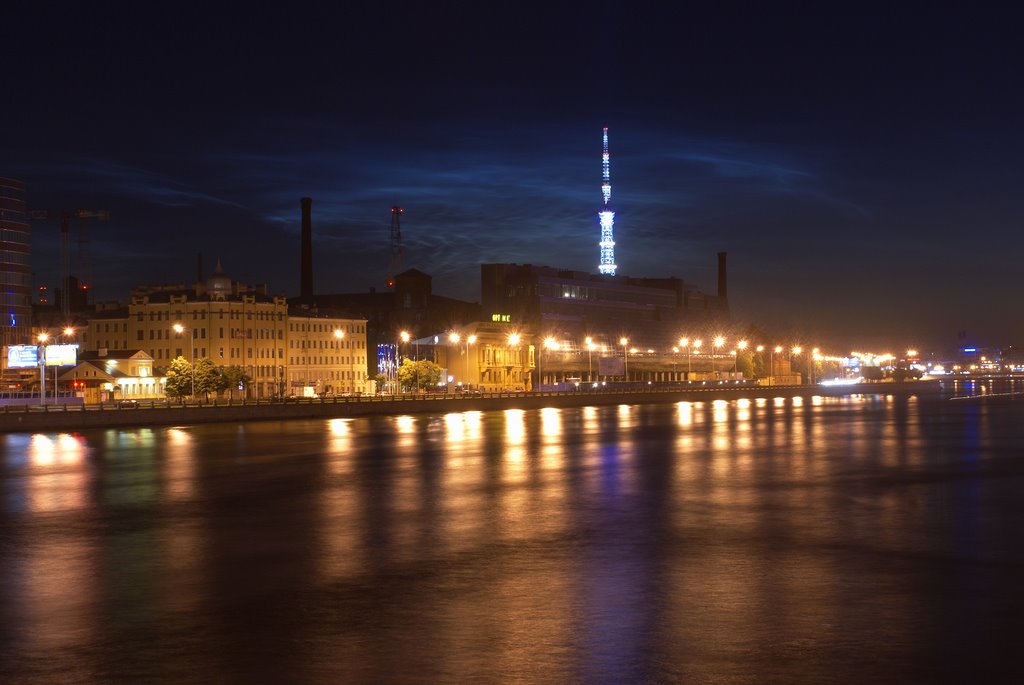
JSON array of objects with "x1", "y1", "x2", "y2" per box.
[
  {"x1": 386, "y1": 205, "x2": 403, "y2": 288},
  {"x1": 28, "y1": 209, "x2": 110, "y2": 317}
]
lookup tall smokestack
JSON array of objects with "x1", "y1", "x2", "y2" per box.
[
  {"x1": 717, "y1": 251, "x2": 728, "y2": 300},
  {"x1": 300, "y1": 197, "x2": 313, "y2": 301}
]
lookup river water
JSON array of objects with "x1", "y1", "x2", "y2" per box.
[{"x1": 1, "y1": 390, "x2": 1023, "y2": 684}]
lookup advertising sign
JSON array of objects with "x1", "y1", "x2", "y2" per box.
[
  {"x1": 45, "y1": 344, "x2": 79, "y2": 367},
  {"x1": 7, "y1": 345, "x2": 40, "y2": 368},
  {"x1": 598, "y1": 356, "x2": 625, "y2": 377}
]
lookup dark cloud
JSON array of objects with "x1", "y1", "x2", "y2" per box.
[{"x1": 3, "y1": 3, "x2": 1023, "y2": 351}]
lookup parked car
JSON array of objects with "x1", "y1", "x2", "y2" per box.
[{"x1": 117, "y1": 399, "x2": 139, "y2": 408}]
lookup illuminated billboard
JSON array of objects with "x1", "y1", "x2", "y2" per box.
[
  {"x1": 7, "y1": 345, "x2": 40, "y2": 368},
  {"x1": 45, "y1": 344, "x2": 79, "y2": 367}
]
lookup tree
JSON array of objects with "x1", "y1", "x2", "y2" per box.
[
  {"x1": 164, "y1": 356, "x2": 193, "y2": 399},
  {"x1": 218, "y1": 365, "x2": 251, "y2": 400},
  {"x1": 193, "y1": 358, "x2": 219, "y2": 399},
  {"x1": 397, "y1": 358, "x2": 443, "y2": 391}
]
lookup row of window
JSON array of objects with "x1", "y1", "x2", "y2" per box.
[
  {"x1": 136, "y1": 309, "x2": 286, "y2": 322},
  {"x1": 289, "y1": 322, "x2": 365, "y2": 334}
]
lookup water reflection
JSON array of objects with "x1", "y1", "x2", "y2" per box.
[{"x1": 1, "y1": 394, "x2": 1021, "y2": 683}]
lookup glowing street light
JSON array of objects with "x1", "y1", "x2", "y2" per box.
[
  {"x1": 465, "y1": 334, "x2": 476, "y2": 388},
  {"x1": 713, "y1": 336, "x2": 725, "y2": 375},
  {"x1": 585, "y1": 336, "x2": 595, "y2": 382},
  {"x1": 769, "y1": 345, "x2": 782, "y2": 385},
  {"x1": 619, "y1": 337, "x2": 629, "y2": 381},
  {"x1": 506, "y1": 332, "x2": 521, "y2": 390},
  {"x1": 539, "y1": 336, "x2": 559, "y2": 391},
  {"x1": 36, "y1": 332, "x2": 49, "y2": 404},
  {"x1": 679, "y1": 337, "x2": 692, "y2": 375},
  {"x1": 173, "y1": 323, "x2": 195, "y2": 399}
]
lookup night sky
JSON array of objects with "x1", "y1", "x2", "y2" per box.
[{"x1": 4, "y1": 4, "x2": 1022, "y2": 351}]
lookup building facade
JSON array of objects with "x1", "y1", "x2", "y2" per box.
[
  {"x1": 0, "y1": 177, "x2": 32, "y2": 350},
  {"x1": 85, "y1": 264, "x2": 368, "y2": 398},
  {"x1": 481, "y1": 261, "x2": 730, "y2": 350}
]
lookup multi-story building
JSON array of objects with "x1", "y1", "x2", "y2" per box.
[
  {"x1": 481, "y1": 257, "x2": 730, "y2": 350},
  {"x1": 86, "y1": 263, "x2": 368, "y2": 398},
  {"x1": 0, "y1": 177, "x2": 32, "y2": 350},
  {"x1": 412, "y1": 320, "x2": 536, "y2": 392}
]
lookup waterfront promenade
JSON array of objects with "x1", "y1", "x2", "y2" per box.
[{"x1": 0, "y1": 381, "x2": 943, "y2": 433}]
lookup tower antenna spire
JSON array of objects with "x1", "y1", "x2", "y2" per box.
[
  {"x1": 387, "y1": 206, "x2": 404, "y2": 287},
  {"x1": 597, "y1": 126, "x2": 617, "y2": 275}
]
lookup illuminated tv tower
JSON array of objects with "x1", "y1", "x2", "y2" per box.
[{"x1": 597, "y1": 126, "x2": 617, "y2": 275}]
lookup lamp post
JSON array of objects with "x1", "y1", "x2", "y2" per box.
[
  {"x1": 448, "y1": 332, "x2": 461, "y2": 388},
  {"x1": 692, "y1": 339, "x2": 703, "y2": 380},
  {"x1": 397, "y1": 330, "x2": 410, "y2": 394},
  {"x1": 334, "y1": 329, "x2": 345, "y2": 393},
  {"x1": 772, "y1": 345, "x2": 782, "y2": 386},
  {"x1": 679, "y1": 337, "x2": 690, "y2": 376},
  {"x1": 57, "y1": 327, "x2": 75, "y2": 398},
  {"x1": 585, "y1": 336, "x2": 595, "y2": 383},
  {"x1": 811, "y1": 347, "x2": 819, "y2": 385},
  {"x1": 792, "y1": 346, "x2": 803, "y2": 385},
  {"x1": 713, "y1": 336, "x2": 726, "y2": 375},
  {"x1": 540, "y1": 337, "x2": 559, "y2": 391},
  {"x1": 173, "y1": 323, "x2": 195, "y2": 399},
  {"x1": 466, "y1": 334, "x2": 476, "y2": 388},
  {"x1": 735, "y1": 340, "x2": 748, "y2": 373},
  {"x1": 619, "y1": 337, "x2": 629, "y2": 382},
  {"x1": 37, "y1": 332, "x2": 49, "y2": 404},
  {"x1": 507, "y1": 332, "x2": 520, "y2": 390}
]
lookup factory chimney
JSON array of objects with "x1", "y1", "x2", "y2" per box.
[
  {"x1": 300, "y1": 197, "x2": 313, "y2": 301},
  {"x1": 717, "y1": 251, "x2": 728, "y2": 300}
]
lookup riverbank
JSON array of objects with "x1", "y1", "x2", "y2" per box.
[{"x1": 0, "y1": 381, "x2": 947, "y2": 434}]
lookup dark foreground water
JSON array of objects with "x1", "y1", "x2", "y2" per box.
[{"x1": 1, "y1": 392, "x2": 1023, "y2": 684}]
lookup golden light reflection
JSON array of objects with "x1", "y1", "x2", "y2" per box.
[
  {"x1": 811, "y1": 395, "x2": 824, "y2": 406},
  {"x1": 792, "y1": 396, "x2": 804, "y2": 407},
  {"x1": 463, "y1": 411, "x2": 483, "y2": 442},
  {"x1": 540, "y1": 407, "x2": 562, "y2": 439},
  {"x1": 505, "y1": 409, "x2": 526, "y2": 445},
  {"x1": 582, "y1": 406, "x2": 599, "y2": 432},
  {"x1": 325, "y1": 419, "x2": 353, "y2": 475},
  {"x1": 676, "y1": 401, "x2": 694, "y2": 427},
  {"x1": 774, "y1": 396, "x2": 786, "y2": 407},
  {"x1": 25, "y1": 434, "x2": 90, "y2": 513},
  {"x1": 444, "y1": 412, "x2": 466, "y2": 443},
  {"x1": 712, "y1": 400, "x2": 728, "y2": 423},
  {"x1": 164, "y1": 427, "x2": 195, "y2": 501},
  {"x1": 394, "y1": 414, "x2": 417, "y2": 449}
]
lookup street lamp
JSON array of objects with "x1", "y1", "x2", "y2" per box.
[
  {"x1": 811, "y1": 347, "x2": 820, "y2": 385},
  {"x1": 37, "y1": 332, "x2": 49, "y2": 404},
  {"x1": 173, "y1": 323, "x2": 195, "y2": 399},
  {"x1": 540, "y1": 336, "x2": 559, "y2": 391},
  {"x1": 792, "y1": 346, "x2": 803, "y2": 385},
  {"x1": 585, "y1": 336, "x2": 595, "y2": 382},
  {"x1": 619, "y1": 337, "x2": 629, "y2": 382},
  {"x1": 507, "y1": 332, "x2": 521, "y2": 390},
  {"x1": 466, "y1": 334, "x2": 476, "y2": 388},
  {"x1": 679, "y1": 337, "x2": 691, "y2": 376},
  {"x1": 334, "y1": 329, "x2": 345, "y2": 393},
  {"x1": 713, "y1": 336, "x2": 725, "y2": 375},
  {"x1": 735, "y1": 340, "x2": 748, "y2": 373},
  {"x1": 397, "y1": 330, "x2": 410, "y2": 394},
  {"x1": 57, "y1": 327, "x2": 75, "y2": 398},
  {"x1": 772, "y1": 345, "x2": 782, "y2": 385}
]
